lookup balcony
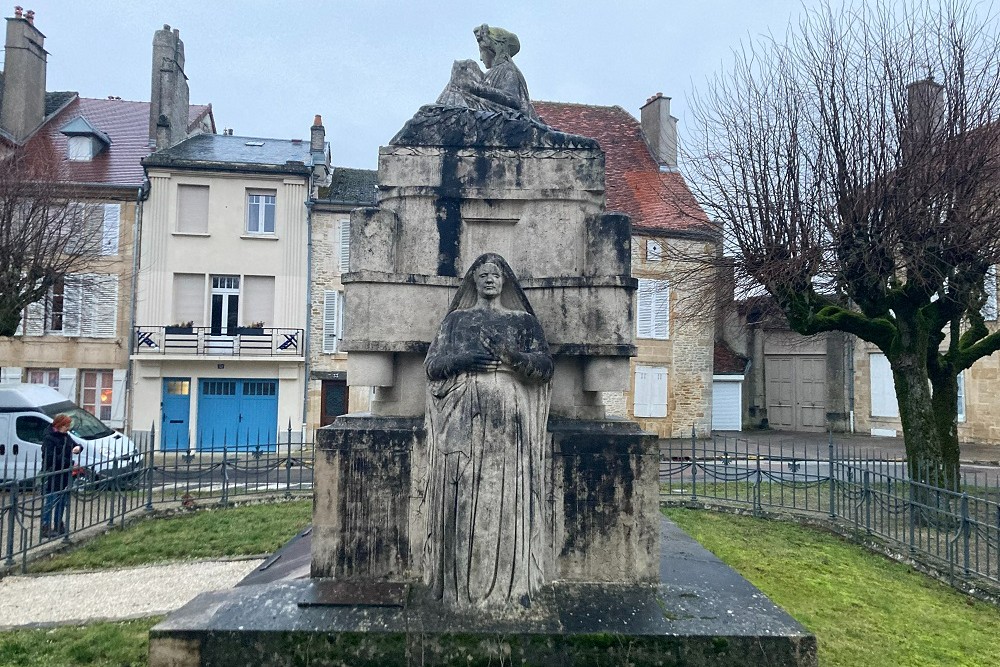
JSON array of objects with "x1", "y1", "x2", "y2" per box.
[{"x1": 133, "y1": 326, "x2": 304, "y2": 357}]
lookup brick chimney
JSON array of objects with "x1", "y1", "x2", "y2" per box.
[
  {"x1": 310, "y1": 114, "x2": 331, "y2": 188},
  {"x1": 0, "y1": 8, "x2": 48, "y2": 142},
  {"x1": 149, "y1": 24, "x2": 190, "y2": 149},
  {"x1": 640, "y1": 92, "x2": 678, "y2": 171}
]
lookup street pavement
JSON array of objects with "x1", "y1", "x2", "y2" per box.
[{"x1": 662, "y1": 429, "x2": 1000, "y2": 466}]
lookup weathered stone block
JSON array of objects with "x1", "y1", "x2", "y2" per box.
[{"x1": 312, "y1": 416, "x2": 422, "y2": 579}]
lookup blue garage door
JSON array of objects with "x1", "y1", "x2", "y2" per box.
[{"x1": 197, "y1": 378, "x2": 278, "y2": 450}]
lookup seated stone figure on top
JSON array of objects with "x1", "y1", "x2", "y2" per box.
[{"x1": 436, "y1": 24, "x2": 541, "y2": 123}]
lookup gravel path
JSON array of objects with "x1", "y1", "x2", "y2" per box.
[{"x1": 0, "y1": 558, "x2": 263, "y2": 629}]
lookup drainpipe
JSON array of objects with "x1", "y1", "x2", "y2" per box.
[
  {"x1": 125, "y1": 177, "x2": 152, "y2": 436},
  {"x1": 302, "y1": 197, "x2": 313, "y2": 442}
]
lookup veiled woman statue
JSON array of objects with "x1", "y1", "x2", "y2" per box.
[
  {"x1": 436, "y1": 24, "x2": 541, "y2": 122},
  {"x1": 423, "y1": 253, "x2": 553, "y2": 608}
]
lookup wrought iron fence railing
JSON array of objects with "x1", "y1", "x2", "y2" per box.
[
  {"x1": 0, "y1": 426, "x2": 315, "y2": 574},
  {"x1": 660, "y1": 430, "x2": 1000, "y2": 591}
]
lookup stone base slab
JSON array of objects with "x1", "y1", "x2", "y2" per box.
[{"x1": 149, "y1": 518, "x2": 817, "y2": 667}]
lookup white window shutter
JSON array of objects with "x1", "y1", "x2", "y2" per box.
[
  {"x1": 24, "y1": 298, "x2": 44, "y2": 336},
  {"x1": 62, "y1": 274, "x2": 81, "y2": 336},
  {"x1": 323, "y1": 290, "x2": 339, "y2": 353},
  {"x1": 983, "y1": 265, "x2": 997, "y2": 321},
  {"x1": 339, "y1": 220, "x2": 351, "y2": 273},
  {"x1": 102, "y1": 204, "x2": 120, "y2": 255},
  {"x1": 651, "y1": 367, "x2": 668, "y2": 417},
  {"x1": 337, "y1": 291, "x2": 345, "y2": 340},
  {"x1": 58, "y1": 368, "x2": 77, "y2": 399},
  {"x1": 653, "y1": 280, "x2": 669, "y2": 339},
  {"x1": 634, "y1": 366, "x2": 651, "y2": 417},
  {"x1": 869, "y1": 353, "x2": 899, "y2": 417},
  {"x1": 1, "y1": 367, "x2": 22, "y2": 383},
  {"x1": 110, "y1": 368, "x2": 127, "y2": 427},
  {"x1": 95, "y1": 275, "x2": 118, "y2": 338},
  {"x1": 636, "y1": 279, "x2": 653, "y2": 338},
  {"x1": 79, "y1": 274, "x2": 118, "y2": 338}
]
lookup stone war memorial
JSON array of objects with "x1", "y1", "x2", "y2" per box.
[{"x1": 149, "y1": 24, "x2": 817, "y2": 667}]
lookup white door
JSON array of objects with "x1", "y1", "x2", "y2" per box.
[{"x1": 712, "y1": 380, "x2": 743, "y2": 431}]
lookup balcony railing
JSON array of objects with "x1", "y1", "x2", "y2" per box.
[{"x1": 133, "y1": 326, "x2": 304, "y2": 357}]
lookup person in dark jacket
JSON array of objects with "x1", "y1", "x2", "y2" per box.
[{"x1": 41, "y1": 414, "x2": 80, "y2": 538}]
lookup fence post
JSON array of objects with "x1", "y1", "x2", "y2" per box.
[
  {"x1": 863, "y1": 469, "x2": 872, "y2": 534},
  {"x1": 908, "y1": 477, "x2": 916, "y2": 556},
  {"x1": 961, "y1": 492, "x2": 971, "y2": 577},
  {"x1": 4, "y1": 481, "x2": 17, "y2": 567},
  {"x1": 828, "y1": 429, "x2": 836, "y2": 519},
  {"x1": 220, "y1": 444, "x2": 229, "y2": 507},
  {"x1": 690, "y1": 425, "x2": 697, "y2": 502},
  {"x1": 285, "y1": 420, "x2": 293, "y2": 499},
  {"x1": 145, "y1": 423, "x2": 156, "y2": 512},
  {"x1": 754, "y1": 450, "x2": 762, "y2": 516}
]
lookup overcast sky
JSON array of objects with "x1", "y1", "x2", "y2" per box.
[{"x1": 23, "y1": 0, "x2": 831, "y2": 170}]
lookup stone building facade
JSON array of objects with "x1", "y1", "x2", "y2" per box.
[
  {"x1": 535, "y1": 95, "x2": 718, "y2": 437},
  {"x1": 0, "y1": 14, "x2": 213, "y2": 430}
]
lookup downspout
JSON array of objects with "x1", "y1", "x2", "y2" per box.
[
  {"x1": 302, "y1": 197, "x2": 313, "y2": 442},
  {"x1": 125, "y1": 176, "x2": 151, "y2": 435}
]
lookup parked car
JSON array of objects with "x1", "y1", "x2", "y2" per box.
[{"x1": 0, "y1": 383, "x2": 141, "y2": 482}]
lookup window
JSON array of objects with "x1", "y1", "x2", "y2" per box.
[
  {"x1": 634, "y1": 365, "x2": 668, "y2": 418},
  {"x1": 957, "y1": 371, "x2": 966, "y2": 422},
  {"x1": 869, "y1": 353, "x2": 899, "y2": 418},
  {"x1": 339, "y1": 219, "x2": 351, "y2": 273},
  {"x1": 23, "y1": 273, "x2": 115, "y2": 338},
  {"x1": 323, "y1": 290, "x2": 344, "y2": 353},
  {"x1": 172, "y1": 273, "x2": 206, "y2": 327},
  {"x1": 67, "y1": 135, "x2": 93, "y2": 161},
  {"x1": 636, "y1": 278, "x2": 669, "y2": 339},
  {"x1": 646, "y1": 239, "x2": 663, "y2": 262},
  {"x1": 177, "y1": 185, "x2": 209, "y2": 234},
  {"x1": 16, "y1": 415, "x2": 49, "y2": 444},
  {"x1": 242, "y1": 276, "x2": 274, "y2": 327},
  {"x1": 211, "y1": 275, "x2": 240, "y2": 335},
  {"x1": 46, "y1": 278, "x2": 64, "y2": 332},
  {"x1": 81, "y1": 370, "x2": 114, "y2": 421},
  {"x1": 27, "y1": 368, "x2": 59, "y2": 388},
  {"x1": 246, "y1": 191, "x2": 276, "y2": 234}
]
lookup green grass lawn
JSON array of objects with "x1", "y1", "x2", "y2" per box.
[
  {"x1": 30, "y1": 499, "x2": 312, "y2": 573},
  {"x1": 665, "y1": 507, "x2": 1000, "y2": 667},
  {"x1": 0, "y1": 619, "x2": 159, "y2": 667}
]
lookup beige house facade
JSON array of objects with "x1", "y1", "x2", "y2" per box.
[{"x1": 131, "y1": 121, "x2": 329, "y2": 449}]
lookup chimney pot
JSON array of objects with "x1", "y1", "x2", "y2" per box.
[
  {"x1": 13, "y1": 6, "x2": 21, "y2": 18},
  {"x1": 313, "y1": 114, "x2": 322, "y2": 127},
  {"x1": 25, "y1": 8, "x2": 32, "y2": 23}
]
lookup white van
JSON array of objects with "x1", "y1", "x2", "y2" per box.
[{"x1": 0, "y1": 383, "x2": 142, "y2": 482}]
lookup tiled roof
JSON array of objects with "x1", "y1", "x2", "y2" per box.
[
  {"x1": 24, "y1": 97, "x2": 155, "y2": 188},
  {"x1": 143, "y1": 133, "x2": 315, "y2": 174},
  {"x1": 714, "y1": 340, "x2": 749, "y2": 375},
  {"x1": 188, "y1": 104, "x2": 214, "y2": 133},
  {"x1": 533, "y1": 101, "x2": 710, "y2": 234},
  {"x1": 317, "y1": 167, "x2": 377, "y2": 205}
]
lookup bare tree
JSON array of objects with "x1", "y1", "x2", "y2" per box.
[
  {"x1": 0, "y1": 149, "x2": 104, "y2": 336},
  {"x1": 684, "y1": 1, "x2": 1000, "y2": 488}
]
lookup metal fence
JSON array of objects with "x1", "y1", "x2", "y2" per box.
[
  {"x1": 660, "y1": 430, "x2": 1000, "y2": 592},
  {"x1": 1, "y1": 427, "x2": 315, "y2": 574}
]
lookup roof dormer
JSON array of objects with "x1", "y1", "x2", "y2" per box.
[{"x1": 60, "y1": 116, "x2": 111, "y2": 161}]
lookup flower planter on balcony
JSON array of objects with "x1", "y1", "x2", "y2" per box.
[
  {"x1": 235, "y1": 327, "x2": 266, "y2": 336},
  {"x1": 165, "y1": 326, "x2": 195, "y2": 335}
]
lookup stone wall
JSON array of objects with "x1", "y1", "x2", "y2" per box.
[{"x1": 628, "y1": 235, "x2": 715, "y2": 438}]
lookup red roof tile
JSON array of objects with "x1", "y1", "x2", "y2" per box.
[
  {"x1": 23, "y1": 98, "x2": 213, "y2": 189},
  {"x1": 714, "y1": 340, "x2": 749, "y2": 375},
  {"x1": 534, "y1": 101, "x2": 709, "y2": 233}
]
